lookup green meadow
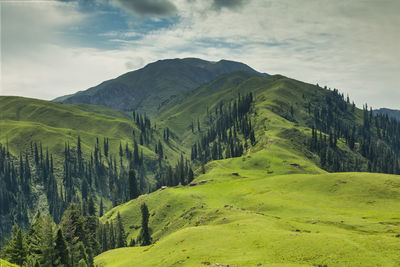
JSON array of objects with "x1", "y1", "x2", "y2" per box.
[
  {"x1": 96, "y1": 158, "x2": 400, "y2": 266},
  {"x1": 91, "y1": 74, "x2": 400, "y2": 266}
]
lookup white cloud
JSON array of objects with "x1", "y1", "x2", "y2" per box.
[
  {"x1": 1, "y1": 0, "x2": 400, "y2": 109},
  {"x1": 1, "y1": 44, "x2": 135, "y2": 99}
]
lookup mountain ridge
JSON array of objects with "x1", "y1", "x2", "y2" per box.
[
  {"x1": 54, "y1": 58, "x2": 267, "y2": 114},
  {"x1": 374, "y1": 108, "x2": 400, "y2": 121}
]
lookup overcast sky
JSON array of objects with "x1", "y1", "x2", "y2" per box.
[{"x1": 1, "y1": 0, "x2": 399, "y2": 109}]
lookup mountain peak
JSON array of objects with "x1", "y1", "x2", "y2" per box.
[{"x1": 54, "y1": 58, "x2": 266, "y2": 113}]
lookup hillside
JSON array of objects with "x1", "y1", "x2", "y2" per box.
[
  {"x1": 0, "y1": 96, "x2": 141, "y2": 156},
  {"x1": 96, "y1": 162, "x2": 400, "y2": 266},
  {"x1": 94, "y1": 71, "x2": 400, "y2": 266},
  {"x1": 54, "y1": 58, "x2": 266, "y2": 113},
  {"x1": 0, "y1": 96, "x2": 178, "y2": 243}
]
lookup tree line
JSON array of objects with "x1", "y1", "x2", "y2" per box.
[
  {"x1": 190, "y1": 92, "x2": 255, "y2": 163},
  {"x1": 1, "y1": 200, "x2": 152, "y2": 267},
  {"x1": 306, "y1": 87, "x2": 400, "y2": 174}
]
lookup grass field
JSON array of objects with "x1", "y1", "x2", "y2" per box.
[
  {"x1": 95, "y1": 153, "x2": 400, "y2": 266},
  {"x1": 0, "y1": 259, "x2": 19, "y2": 267},
  {"x1": 0, "y1": 96, "x2": 144, "y2": 156}
]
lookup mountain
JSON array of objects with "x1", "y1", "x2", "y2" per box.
[
  {"x1": 54, "y1": 58, "x2": 267, "y2": 113},
  {"x1": 374, "y1": 108, "x2": 400, "y2": 121},
  {"x1": 2, "y1": 61, "x2": 400, "y2": 266}
]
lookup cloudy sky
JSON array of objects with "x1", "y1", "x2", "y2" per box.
[{"x1": 1, "y1": 0, "x2": 399, "y2": 108}]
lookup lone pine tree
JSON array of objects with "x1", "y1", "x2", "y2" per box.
[{"x1": 138, "y1": 203, "x2": 151, "y2": 246}]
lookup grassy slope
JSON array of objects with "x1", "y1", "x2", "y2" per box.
[
  {"x1": 0, "y1": 259, "x2": 19, "y2": 267},
  {"x1": 96, "y1": 167, "x2": 400, "y2": 266},
  {"x1": 96, "y1": 74, "x2": 399, "y2": 266},
  {"x1": 0, "y1": 96, "x2": 159, "y2": 160},
  {"x1": 0, "y1": 96, "x2": 163, "y2": 214},
  {"x1": 155, "y1": 72, "x2": 363, "y2": 153}
]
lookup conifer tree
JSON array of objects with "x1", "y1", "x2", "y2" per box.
[
  {"x1": 137, "y1": 203, "x2": 151, "y2": 246},
  {"x1": 3, "y1": 225, "x2": 27, "y2": 266},
  {"x1": 54, "y1": 229, "x2": 70, "y2": 267},
  {"x1": 99, "y1": 199, "x2": 104, "y2": 217},
  {"x1": 128, "y1": 169, "x2": 139, "y2": 200},
  {"x1": 26, "y1": 211, "x2": 45, "y2": 262},
  {"x1": 188, "y1": 168, "x2": 194, "y2": 184},
  {"x1": 41, "y1": 215, "x2": 56, "y2": 267},
  {"x1": 115, "y1": 212, "x2": 127, "y2": 248},
  {"x1": 87, "y1": 195, "x2": 96, "y2": 217}
]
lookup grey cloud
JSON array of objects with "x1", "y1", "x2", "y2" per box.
[
  {"x1": 116, "y1": 0, "x2": 177, "y2": 16},
  {"x1": 212, "y1": 0, "x2": 245, "y2": 10}
]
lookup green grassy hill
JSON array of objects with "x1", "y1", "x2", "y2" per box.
[
  {"x1": 96, "y1": 160, "x2": 400, "y2": 266},
  {"x1": 155, "y1": 71, "x2": 364, "y2": 167},
  {"x1": 0, "y1": 96, "x2": 146, "y2": 156},
  {"x1": 95, "y1": 72, "x2": 400, "y2": 266}
]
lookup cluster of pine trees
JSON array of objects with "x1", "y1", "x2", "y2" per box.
[
  {"x1": 0, "y1": 142, "x2": 63, "y2": 244},
  {"x1": 0, "y1": 128, "x2": 163, "y2": 246},
  {"x1": 306, "y1": 87, "x2": 400, "y2": 174},
  {"x1": 190, "y1": 92, "x2": 255, "y2": 163},
  {"x1": 158, "y1": 154, "x2": 194, "y2": 187},
  {"x1": 63, "y1": 135, "x2": 155, "y2": 213},
  {"x1": 132, "y1": 112, "x2": 153, "y2": 145},
  {"x1": 0, "y1": 201, "x2": 152, "y2": 267}
]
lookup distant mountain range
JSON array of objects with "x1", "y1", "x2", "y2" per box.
[
  {"x1": 54, "y1": 58, "x2": 267, "y2": 113},
  {"x1": 373, "y1": 108, "x2": 400, "y2": 121}
]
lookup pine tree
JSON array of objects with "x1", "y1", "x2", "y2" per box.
[
  {"x1": 41, "y1": 215, "x2": 56, "y2": 267},
  {"x1": 128, "y1": 169, "x2": 139, "y2": 200},
  {"x1": 26, "y1": 211, "x2": 45, "y2": 262},
  {"x1": 87, "y1": 195, "x2": 96, "y2": 216},
  {"x1": 119, "y1": 142, "x2": 123, "y2": 158},
  {"x1": 133, "y1": 141, "x2": 140, "y2": 166},
  {"x1": 109, "y1": 222, "x2": 116, "y2": 249},
  {"x1": 99, "y1": 199, "x2": 104, "y2": 217},
  {"x1": 188, "y1": 168, "x2": 194, "y2": 184},
  {"x1": 54, "y1": 229, "x2": 70, "y2": 267},
  {"x1": 137, "y1": 203, "x2": 151, "y2": 246},
  {"x1": 115, "y1": 212, "x2": 127, "y2": 248},
  {"x1": 3, "y1": 225, "x2": 27, "y2": 266},
  {"x1": 60, "y1": 204, "x2": 87, "y2": 266},
  {"x1": 77, "y1": 136, "x2": 82, "y2": 159}
]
